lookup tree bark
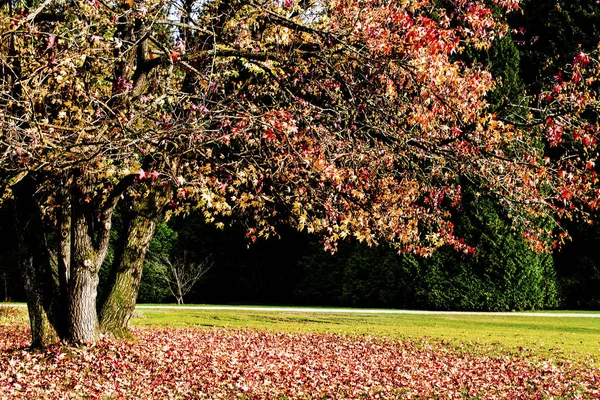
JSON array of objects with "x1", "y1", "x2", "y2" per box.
[
  {"x1": 67, "y1": 205, "x2": 102, "y2": 343},
  {"x1": 57, "y1": 195, "x2": 71, "y2": 300},
  {"x1": 5, "y1": 3, "x2": 66, "y2": 348},
  {"x1": 20, "y1": 254, "x2": 61, "y2": 348},
  {"x1": 99, "y1": 185, "x2": 171, "y2": 337},
  {"x1": 13, "y1": 175, "x2": 64, "y2": 348},
  {"x1": 66, "y1": 172, "x2": 117, "y2": 344},
  {"x1": 99, "y1": 212, "x2": 158, "y2": 337},
  {"x1": 66, "y1": 264, "x2": 100, "y2": 343}
]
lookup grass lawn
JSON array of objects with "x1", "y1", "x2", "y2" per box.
[
  {"x1": 3, "y1": 303, "x2": 599, "y2": 363},
  {"x1": 131, "y1": 305, "x2": 600, "y2": 364}
]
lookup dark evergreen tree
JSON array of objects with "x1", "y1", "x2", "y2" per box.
[
  {"x1": 510, "y1": 0, "x2": 600, "y2": 86},
  {"x1": 553, "y1": 221, "x2": 600, "y2": 309},
  {"x1": 508, "y1": 0, "x2": 600, "y2": 310},
  {"x1": 294, "y1": 188, "x2": 560, "y2": 311},
  {"x1": 416, "y1": 188, "x2": 559, "y2": 311}
]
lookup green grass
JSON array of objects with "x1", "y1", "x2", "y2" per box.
[
  {"x1": 131, "y1": 306, "x2": 600, "y2": 364},
  {"x1": 0, "y1": 303, "x2": 28, "y2": 324}
]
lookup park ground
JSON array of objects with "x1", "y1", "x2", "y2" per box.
[{"x1": 1, "y1": 304, "x2": 599, "y2": 398}]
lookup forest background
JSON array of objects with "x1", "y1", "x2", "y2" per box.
[{"x1": 1, "y1": 0, "x2": 599, "y2": 312}]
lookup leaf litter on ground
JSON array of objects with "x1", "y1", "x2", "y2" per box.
[{"x1": 0, "y1": 325, "x2": 599, "y2": 399}]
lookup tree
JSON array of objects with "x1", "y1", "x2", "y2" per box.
[
  {"x1": 294, "y1": 188, "x2": 561, "y2": 311},
  {"x1": 0, "y1": 199, "x2": 20, "y2": 302},
  {"x1": 134, "y1": 221, "x2": 176, "y2": 304},
  {"x1": 503, "y1": 0, "x2": 600, "y2": 310},
  {"x1": 413, "y1": 187, "x2": 560, "y2": 311},
  {"x1": 509, "y1": 0, "x2": 600, "y2": 86},
  {"x1": 2, "y1": 0, "x2": 600, "y2": 347},
  {"x1": 155, "y1": 252, "x2": 212, "y2": 305}
]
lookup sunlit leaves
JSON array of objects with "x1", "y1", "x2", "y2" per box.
[{"x1": 2, "y1": 0, "x2": 600, "y2": 256}]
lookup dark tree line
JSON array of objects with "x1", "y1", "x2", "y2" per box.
[{"x1": 131, "y1": 187, "x2": 563, "y2": 311}]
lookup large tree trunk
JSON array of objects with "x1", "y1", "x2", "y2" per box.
[
  {"x1": 66, "y1": 203, "x2": 102, "y2": 343},
  {"x1": 5, "y1": 0, "x2": 63, "y2": 349},
  {"x1": 99, "y1": 185, "x2": 170, "y2": 337},
  {"x1": 66, "y1": 264, "x2": 100, "y2": 343},
  {"x1": 99, "y1": 213, "x2": 158, "y2": 337},
  {"x1": 57, "y1": 195, "x2": 71, "y2": 302},
  {"x1": 65, "y1": 173, "x2": 118, "y2": 344},
  {"x1": 19, "y1": 253, "x2": 61, "y2": 348},
  {"x1": 12, "y1": 169, "x2": 163, "y2": 345},
  {"x1": 13, "y1": 175, "x2": 64, "y2": 348}
]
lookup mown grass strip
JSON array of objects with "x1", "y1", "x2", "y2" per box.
[{"x1": 131, "y1": 306, "x2": 600, "y2": 364}]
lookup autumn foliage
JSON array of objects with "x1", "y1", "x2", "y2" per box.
[{"x1": 2, "y1": 0, "x2": 585, "y2": 254}]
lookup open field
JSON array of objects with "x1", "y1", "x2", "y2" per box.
[
  {"x1": 4, "y1": 303, "x2": 600, "y2": 361},
  {"x1": 131, "y1": 305, "x2": 600, "y2": 363},
  {"x1": 1, "y1": 304, "x2": 599, "y2": 398}
]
